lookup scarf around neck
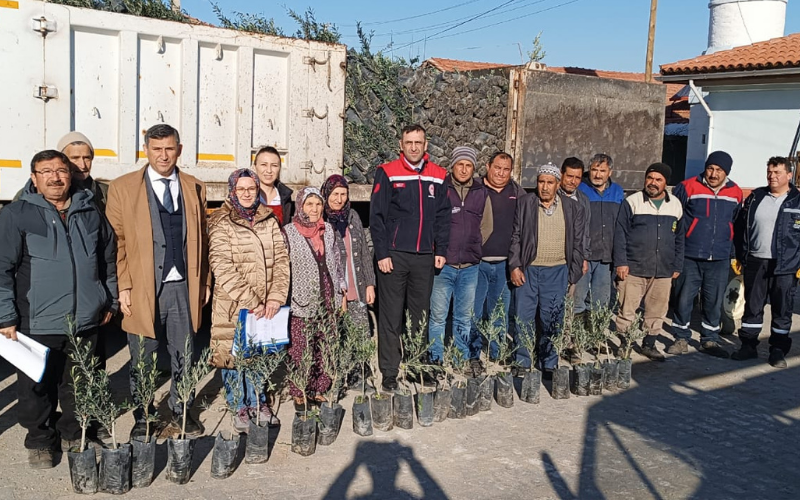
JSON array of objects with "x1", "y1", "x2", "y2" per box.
[{"x1": 293, "y1": 186, "x2": 326, "y2": 255}]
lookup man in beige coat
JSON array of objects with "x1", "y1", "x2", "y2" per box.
[{"x1": 106, "y1": 124, "x2": 210, "y2": 438}]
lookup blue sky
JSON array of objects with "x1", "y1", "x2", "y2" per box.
[{"x1": 183, "y1": 0, "x2": 799, "y2": 72}]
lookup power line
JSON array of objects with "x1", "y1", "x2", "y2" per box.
[
  {"x1": 341, "y1": 0, "x2": 549, "y2": 39},
  {"x1": 389, "y1": 0, "x2": 523, "y2": 51},
  {"x1": 339, "y1": 0, "x2": 484, "y2": 27},
  {"x1": 426, "y1": 0, "x2": 580, "y2": 43}
]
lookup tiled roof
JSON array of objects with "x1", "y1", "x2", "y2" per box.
[
  {"x1": 660, "y1": 33, "x2": 800, "y2": 75},
  {"x1": 422, "y1": 57, "x2": 513, "y2": 72}
]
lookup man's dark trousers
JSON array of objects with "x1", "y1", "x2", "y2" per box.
[
  {"x1": 17, "y1": 329, "x2": 98, "y2": 449},
  {"x1": 377, "y1": 251, "x2": 435, "y2": 380},
  {"x1": 672, "y1": 258, "x2": 729, "y2": 343},
  {"x1": 513, "y1": 264, "x2": 568, "y2": 371},
  {"x1": 739, "y1": 257, "x2": 797, "y2": 353},
  {"x1": 128, "y1": 280, "x2": 194, "y2": 421}
]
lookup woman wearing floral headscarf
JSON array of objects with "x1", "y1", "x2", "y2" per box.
[
  {"x1": 321, "y1": 174, "x2": 375, "y2": 331},
  {"x1": 208, "y1": 168, "x2": 289, "y2": 432},
  {"x1": 283, "y1": 187, "x2": 346, "y2": 406}
]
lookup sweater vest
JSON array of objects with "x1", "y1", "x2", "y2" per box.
[{"x1": 156, "y1": 193, "x2": 186, "y2": 281}]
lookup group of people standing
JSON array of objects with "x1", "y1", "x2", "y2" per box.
[{"x1": 0, "y1": 122, "x2": 797, "y2": 470}]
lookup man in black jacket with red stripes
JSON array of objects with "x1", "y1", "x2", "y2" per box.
[{"x1": 370, "y1": 124, "x2": 451, "y2": 391}]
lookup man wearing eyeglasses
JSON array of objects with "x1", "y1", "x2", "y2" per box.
[
  {"x1": 0, "y1": 150, "x2": 118, "y2": 469},
  {"x1": 106, "y1": 124, "x2": 210, "y2": 440}
]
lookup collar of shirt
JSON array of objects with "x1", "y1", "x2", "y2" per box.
[
  {"x1": 402, "y1": 156, "x2": 424, "y2": 172},
  {"x1": 539, "y1": 194, "x2": 559, "y2": 215},
  {"x1": 558, "y1": 187, "x2": 577, "y2": 201},
  {"x1": 147, "y1": 164, "x2": 180, "y2": 207},
  {"x1": 701, "y1": 176, "x2": 725, "y2": 195}
]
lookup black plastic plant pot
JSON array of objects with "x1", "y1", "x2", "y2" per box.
[
  {"x1": 291, "y1": 412, "x2": 318, "y2": 456},
  {"x1": 317, "y1": 402, "x2": 344, "y2": 446},
  {"x1": 618, "y1": 358, "x2": 632, "y2": 390},
  {"x1": 99, "y1": 443, "x2": 132, "y2": 494},
  {"x1": 572, "y1": 364, "x2": 591, "y2": 397},
  {"x1": 589, "y1": 364, "x2": 605, "y2": 396},
  {"x1": 131, "y1": 436, "x2": 156, "y2": 488},
  {"x1": 166, "y1": 437, "x2": 195, "y2": 485},
  {"x1": 465, "y1": 377, "x2": 480, "y2": 416},
  {"x1": 552, "y1": 366, "x2": 571, "y2": 400},
  {"x1": 352, "y1": 397, "x2": 374, "y2": 436},
  {"x1": 393, "y1": 391, "x2": 414, "y2": 430},
  {"x1": 433, "y1": 388, "x2": 451, "y2": 423},
  {"x1": 603, "y1": 359, "x2": 620, "y2": 392},
  {"x1": 67, "y1": 446, "x2": 98, "y2": 494},
  {"x1": 494, "y1": 373, "x2": 515, "y2": 408},
  {"x1": 371, "y1": 393, "x2": 394, "y2": 431},
  {"x1": 245, "y1": 419, "x2": 270, "y2": 464},
  {"x1": 415, "y1": 391, "x2": 436, "y2": 427},
  {"x1": 520, "y1": 370, "x2": 541, "y2": 404},
  {"x1": 449, "y1": 383, "x2": 467, "y2": 419},
  {"x1": 478, "y1": 375, "x2": 493, "y2": 411},
  {"x1": 210, "y1": 433, "x2": 240, "y2": 480}
]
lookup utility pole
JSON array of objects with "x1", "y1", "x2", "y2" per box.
[{"x1": 645, "y1": 0, "x2": 658, "y2": 83}]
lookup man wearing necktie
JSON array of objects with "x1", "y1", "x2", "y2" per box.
[{"x1": 106, "y1": 124, "x2": 210, "y2": 438}]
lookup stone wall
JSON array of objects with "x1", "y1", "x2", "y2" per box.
[{"x1": 344, "y1": 56, "x2": 510, "y2": 183}]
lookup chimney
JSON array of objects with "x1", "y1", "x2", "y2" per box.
[{"x1": 707, "y1": 0, "x2": 787, "y2": 54}]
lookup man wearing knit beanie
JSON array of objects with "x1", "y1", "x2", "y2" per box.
[
  {"x1": 428, "y1": 146, "x2": 492, "y2": 371},
  {"x1": 12, "y1": 131, "x2": 108, "y2": 212},
  {"x1": 670, "y1": 151, "x2": 742, "y2": 359},
  {"x1": 509, "y1": 162, "x2": 586, "y2": 373},
  {"x1": 614, "y1": 163, "x2": 684, "y2": 361}
]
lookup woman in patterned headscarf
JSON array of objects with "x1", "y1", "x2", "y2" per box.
[
  {"x1": 208, "y1": 168, "x2": 289, "y2": 431},
  {"x1": 321, "y1": 174, "x2": 375, "y2": 331},
  {"x1": 282, "y1": 187, "x2": 346, "y2": 407}
]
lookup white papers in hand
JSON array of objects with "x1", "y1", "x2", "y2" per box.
[
  {"x1": 233, "y1": 307, "x2": 290, "y2": 355},
  {"x1": 0, "y1": 332, "x2": 50, "y2": 383}
]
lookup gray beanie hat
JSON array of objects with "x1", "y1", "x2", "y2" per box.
[
  {"x1": 451, "y1": 146, "x2": 478, "y2": 168},
  {"x1": 57, "y1": 131, "x2": 94, "y2": 155}
]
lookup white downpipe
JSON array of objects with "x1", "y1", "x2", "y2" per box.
[{"x1": 689, "y1": 79, "x2": 713, "y2": 154}]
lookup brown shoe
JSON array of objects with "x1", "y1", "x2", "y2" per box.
[
  {"x1": 666, "y1": 339, "x2": 689, "y2": 355},
  {"x1": 28, "y1": 448, "x2": 55, "y2": 469}
]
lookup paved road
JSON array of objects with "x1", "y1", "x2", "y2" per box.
[{"x1": 0, "y1": 307, "x2": 797, "y2": 500}]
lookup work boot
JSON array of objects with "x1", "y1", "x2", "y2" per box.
[
  {"x1": 768, "y1": 347, "x2": 787, "y2": 368},
  {"x1": 172, "y1": 412, "x2": 204, "y2": 437},
  {"x1": 640, "y1": 345, "x2": 666, "y2": 362},
  {"x1": 666, "y1": 339, "x2": 689, "y2": 355},
  {"x1": 129, "y1": 421, "x2": 148, "y2": 441},
  {"x1": 28, "y1": 448, "x2": 55, "y2": 469},
  {"x1": 258, "y1": 403, "x2": 281, "y2": 426},
  {"x1": 233, "y1": 408, "x2": 251, "y2": 434},
  {"x1": 381, "y1": 377, "x2": 398, "y2": 393},
  {"x1": 731, "y1": 343, "x2": 758, "y2": 361},
  {"x1": 700, "y1": 341, "x2": 730, "y2": 359}
]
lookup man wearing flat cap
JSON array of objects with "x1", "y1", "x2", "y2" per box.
[
  {"x1": 428, "y1": 146, "x2": 492, "y2": 368},
  {"x1": 614, "y1": 163, "x2": 684, "y2": 361},
  {"x1": 509, "y1": 162, "x2": 585, "y2": 372},
  {"x1": 669, "y1": 151, "x2": 742, "y2": 358}
]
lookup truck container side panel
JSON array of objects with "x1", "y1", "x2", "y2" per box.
[
  {"x1": 252, "y1": 50, "x2": 290, "y2": 152},
  {"x1": 197, "y1": 43, "x2": 236, "y2": 163},
  {"x1": 0, "y1": 1, "x2": 45, "y2": 199},
  {"x1": 137, "y1": 35, "x2": 182, "y2": 154},
  {"x1": 72, "y1": 28, "x2": 120, "y2": 159}
]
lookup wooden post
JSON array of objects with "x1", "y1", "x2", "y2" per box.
[{"x1": 645, "y1": 0, "x2": 658, "y2": 83}]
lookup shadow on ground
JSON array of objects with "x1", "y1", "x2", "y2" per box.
[
  {"x1": 324, "y1": 440, "x2": 448, "y2": 500},
  {"x1": 543, "y1": 345, "x2": 800, "y2": 500}
]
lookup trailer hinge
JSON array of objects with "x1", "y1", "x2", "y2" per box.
[
  {"x1": 31, "y1": 16, "x2": 57, "y2": 37},
  {"x1": 33, "y1": 85, "x2": 58, "y2": 102}
]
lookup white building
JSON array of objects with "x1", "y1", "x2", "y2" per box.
[{"x1": 659, "y1": 0, "x2": 798, "y2": 189}]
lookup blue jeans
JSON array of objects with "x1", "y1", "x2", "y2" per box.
[
  {"x1": 221, "y1": 368, "x2": 266, "y2": 411},
  {"x1": 428, "y1": 264, "x2": 480, "y2": 362},
  {"x1": 470, "y1": 260, "x2": 512, "y2": 359},
  {"x1": 671, "y1": 258, "x2": 729, "y2": 343},
  {"x1": 513, "y1": 264, "x2": 568, "y2": 370},
  {"x1": 573, "y1": 261, "x2": 612, "y2": 314}
]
